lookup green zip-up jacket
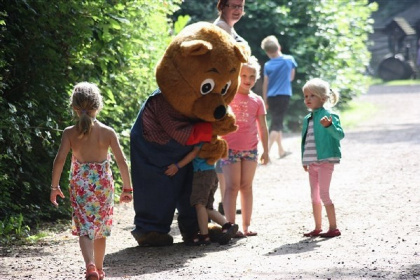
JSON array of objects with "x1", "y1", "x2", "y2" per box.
[{"x1": 301, "y1": 107, "x2": 345, "y2": 161}]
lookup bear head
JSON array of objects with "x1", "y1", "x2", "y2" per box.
[{"x1": 155, "y1": 21, "x2": 248, "y2": 122}]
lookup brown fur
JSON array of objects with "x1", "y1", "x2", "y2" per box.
[{"x1": 155, "y1": 22, "x2": 249, "y2": 163}]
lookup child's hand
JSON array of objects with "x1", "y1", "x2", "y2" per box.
[
  {"x1": 120, "y1": 192, "x2": 133, "y2": 203},
  {"x1": 50, "y1": 187, "x2": 65, "y2": 207},
  {"x1": 303, "y1": 165, "x2": 308, "y2": 172},
  {"x1": 259, "y1": 151, "x2": 270, "y2": 165},
  {"x1": 165, "y1": 164, "x2": 178, "y2": 176},
  {"x1": 320, "y1": 116, "x2": 332, "y2": 127}
]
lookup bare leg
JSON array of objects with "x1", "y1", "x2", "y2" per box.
[
  {"x1": 239, "y1": 160, "x2": 258, "y2": 234},
  {"x1": 324, "y1": 204, "x2": 337, "y2": 230},
  {"x1": 312, "y1": 203, "x2": 322, "y2": 230},
  {"x1": 222, "y1": 162, "x2": 241, "y2": 224},
  {"x1": 277, "y1": 130, "x2": 285, "y2": 157},
  {"x1": 269, "y1": 130, "x2": 285, "y2": 157},
  {"x1": 195, "y1": 204, "x2": 209, "y2": 235},
  {"x1": 208, "y1": 209, "x2": 228, "y2": 226},
  {"x1": 79, "y1": 236, "x2": 95, "y2": 266},
  {"x1": 268, "y1": 130, "x2": 278, "y2": 154},
  {"x1": 94, "y1": 237, "x2": 106, "y2": 271},
  {"x1": 217, "y1": 172, "x2": 226, "y2": 201}
]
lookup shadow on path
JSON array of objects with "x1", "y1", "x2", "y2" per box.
[
  {"x1": 104, "y1": 240, "x2": 242, "y2": 278},
  {"x1": 265, "y1": 238, "x2": 329, "y2": 256}
]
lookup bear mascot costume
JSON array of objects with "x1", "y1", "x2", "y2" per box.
[{"x1": 130, "y1": 22, "x2": 249, "y2": 246}]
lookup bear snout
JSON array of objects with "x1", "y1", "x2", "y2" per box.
[{"x1": 214, "y1": 105, "x2": 227, "y2": 120}]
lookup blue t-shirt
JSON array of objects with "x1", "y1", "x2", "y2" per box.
[
  {"x1": 192, "y1": 157, "x2": 215, "y2": 172},
  {"x1": 264, "y1": 55, "x2": 297, "y2": 97},
  {"x1": 192, "y1": 143, "x2": 215, "y2": 171}
]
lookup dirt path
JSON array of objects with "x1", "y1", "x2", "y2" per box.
[{"x1": 1, "y1": 85, "x2": 419, "y2": 280}]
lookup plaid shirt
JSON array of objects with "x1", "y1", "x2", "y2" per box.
[{"x1": 142, "y1": 93, "x2": 193, "y2": 145}]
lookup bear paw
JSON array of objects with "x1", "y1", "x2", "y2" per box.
[
  {"x1": 131, "y1": 229, "x2": 173, "y2": 247},
  {"x1": 208, "y1": 224, "x2": 223, "y2": 242}
]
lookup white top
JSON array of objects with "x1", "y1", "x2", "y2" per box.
[{"x1": 213, "y1": 17, "x2": 247, "y2": 44}]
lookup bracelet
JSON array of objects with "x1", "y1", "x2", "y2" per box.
[
  {"x1": 175, "y1": 163, "x2": 181, "y2": 170},
  {"x1": 51, "y1": 185, "x2": 60, "y2": 191},
  {"x1": 122, "y1": 188, "x2": 133, "y2": 193}
]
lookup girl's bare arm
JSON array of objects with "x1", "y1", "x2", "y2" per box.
[
  {"x1": 109, "y1": 128, "x2": 132, "y2": 193},
  {"x1": 50, "y1": 129, "x2": 70, "y2": 206},
  {"x1": 257, "y1": 114, "x2": 270, "y2": 165}
]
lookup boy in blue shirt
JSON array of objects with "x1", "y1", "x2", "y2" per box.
[
  {"x1": 261, "y1": 35, "x2": 297, "y2": 158},
  {"x1": 165, "y1": 143, "x2": 238, "y2": 245}
]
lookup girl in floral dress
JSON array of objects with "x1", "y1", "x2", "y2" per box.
[{"x1": 50, "y1": 82, "x2": 133, "y2": 280}]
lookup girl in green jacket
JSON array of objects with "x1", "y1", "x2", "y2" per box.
[{"x1": 301, "y1": 78, "x2": 344, "y2": 238}]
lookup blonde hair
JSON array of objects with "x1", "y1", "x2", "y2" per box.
[
  {"x1": 70, "y1": 82, "x2": 103, "y2": 135},
  {"x1": 242, "y1": 55, "x2": 261, "y2": 80},
  {"x1": 302, "y1": 78, "x2": 339, "y2": 107},
  {"x1": 261, "y1": 35, "x2": 280, "y2": 53}
]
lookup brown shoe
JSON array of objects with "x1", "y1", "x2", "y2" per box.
[
  {"x1": 219, "y1": 223, "x2": 238, "y2": 245},
  {"x1": 131, "y1": 230, "x2": 173, "y2": 246}
]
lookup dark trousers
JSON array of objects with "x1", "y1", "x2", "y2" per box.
[{"x1": 130, "y1": 98, "x2": 198, "y2": 238}]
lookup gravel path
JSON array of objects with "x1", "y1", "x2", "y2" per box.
[{"x1": 1, "y1": 85, "x2": 419, "y2": 280}]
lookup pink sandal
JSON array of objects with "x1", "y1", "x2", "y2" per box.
[
  {"x1": 303, "y1": 229, "x2": 322, "y2": 237},
  {"x1": 320, "y1": 228, "x2": 341, "y2": 238},
  {"x1": 234, "y1": 231, "x2": 246, "y2": 238},
  {"x1": 98, "y1": 268, "x2": 105, "y2": 280},
  {"x1": 86, "y1": 263, "x2": 99, "y2": 280},
  {"x1": 244, "y1": 231, "x2": 257, "y2": 237}
]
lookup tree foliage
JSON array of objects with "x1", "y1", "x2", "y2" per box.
[
  {"x1": 0, "y1": 0, "x2": 181, "y2": 233},
  {"x1": 174, "y1": 0, "x2": 377, "y2": 130},
  {"x1": 0, "y1": 0, "x2": 377, "y2": 237}
]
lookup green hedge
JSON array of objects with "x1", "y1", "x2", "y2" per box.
[{"x1": 0, "y1": 0, "x2": 181, "y2": 240}]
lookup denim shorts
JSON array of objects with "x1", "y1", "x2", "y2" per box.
[{"x1": 215, "y1": 160, "x2": 223, "y2": 173}]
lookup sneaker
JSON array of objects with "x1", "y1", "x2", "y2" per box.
[
  {"x1": 319, "y1": 228, "x2": 341, "y2": 238},
  {"x1": 279, "y1": 151, "x2": 292, "y2": 159}
]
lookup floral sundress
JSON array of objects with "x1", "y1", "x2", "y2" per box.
[{"x1": 69, "y1": 154, "x2": 114, "y2": 240}]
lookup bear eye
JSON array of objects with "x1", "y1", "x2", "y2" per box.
[
  {"x1": 221, "y1": 81, "x2": 232, "y2": 96},
  {"x1": 200, "y1": 79, "x2": 215, "y2": 95}
]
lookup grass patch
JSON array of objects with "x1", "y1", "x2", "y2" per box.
[
  {"x1": 370, "y1": 78, "x2": 420, "y2": 86},
  {"x1": 26, "y1": 231, "x2": 50, "y2": 243},
  {"x1": 339, "y1": 100, "x2": 377, "y2": 129}
]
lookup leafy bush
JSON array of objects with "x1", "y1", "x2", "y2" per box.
[
  {"x1": 173, "y1": 0, "x2": 377, "y2": 130},
  {"x1": 0, "y1": 214, "x2": 30, "y2": 245},
  {"x1": 0, "y1": 0, "x2": 181, "y2": 237}
]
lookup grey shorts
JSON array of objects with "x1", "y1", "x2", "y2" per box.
[{"x1": 190, "y1": 169, "x2": 219, "y2": 209}]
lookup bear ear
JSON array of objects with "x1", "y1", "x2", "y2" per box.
[
  {"x1": 235, "y1": 42, "x2": 250, "y2": 63},
  {"x1": 180, "y1": 40, "x2": 213, "y2": 56}
]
